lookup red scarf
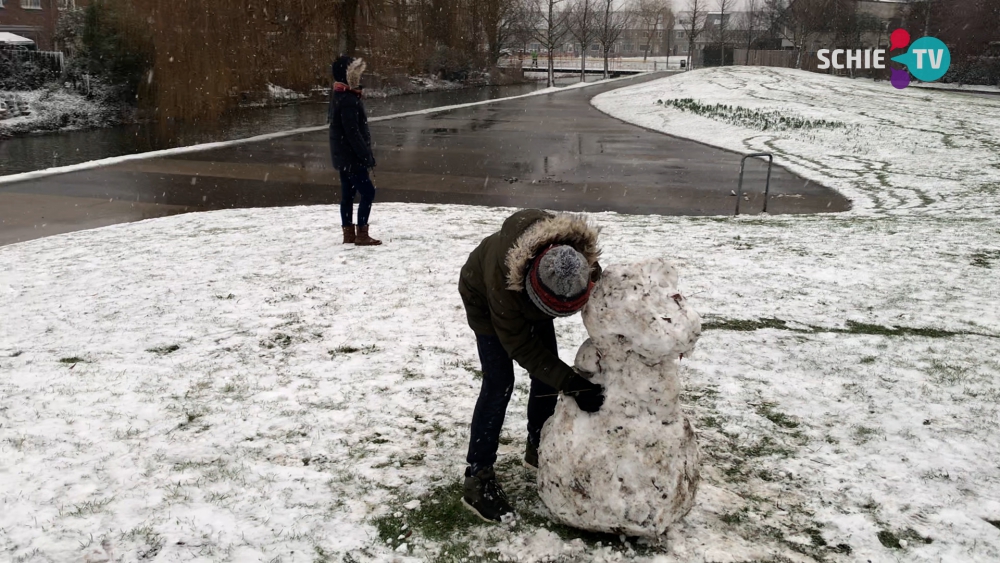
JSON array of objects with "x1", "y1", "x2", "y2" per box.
[{"x1": 334, "y1": 82, "x2": 363, "y2": 98}]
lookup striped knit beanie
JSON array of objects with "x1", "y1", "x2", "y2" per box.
[{"x1": 525, "y1": 245, "x2": 594, "y2": 317}]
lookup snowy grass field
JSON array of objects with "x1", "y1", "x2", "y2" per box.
[{"x1": 2, "y1": 67, "x2": 1000, "y2": 562}]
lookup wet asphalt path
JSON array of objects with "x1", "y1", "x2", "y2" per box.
[{"x1": 0, "y1": 72, "x2": 850, "y2": 246}]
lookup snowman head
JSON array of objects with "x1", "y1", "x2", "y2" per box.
[{"x1": 582, "y1": 258, "x2": 700, "y2": 363}]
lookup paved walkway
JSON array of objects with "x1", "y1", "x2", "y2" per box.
[{"x1": 0, "y1": 73, "x2": 849, "y2": 246}]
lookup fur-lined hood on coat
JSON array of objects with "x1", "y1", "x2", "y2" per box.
[{"x1": 504, "y1": 213, "x2": 601, "y2": 291}]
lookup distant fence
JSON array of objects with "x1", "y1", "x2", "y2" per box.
[
  {"x1": 499, "y1": 56, "x2": 679, "y2": 72},
  {"x1": 0, "y1": 48, "x2": 65, "y2": 72}
]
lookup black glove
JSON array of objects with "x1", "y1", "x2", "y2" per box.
[{"x1": 563, "y1": 373, "x2": 605, "y2": 413}]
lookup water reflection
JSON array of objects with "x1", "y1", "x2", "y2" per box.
[{"x1": 0, "y1": 79, "x2": 573, "y2": 177}]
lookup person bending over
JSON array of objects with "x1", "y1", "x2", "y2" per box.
[{"x1": 457, "y1": 208, "x2": 606, "y2": 522}]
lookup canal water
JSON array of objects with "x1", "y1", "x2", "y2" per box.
[{"x1": 0, "y1": 79, "x2": 583, "y2": 177}]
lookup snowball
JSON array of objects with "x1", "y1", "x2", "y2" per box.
[{"x1": 537, "y1": 258, "x2": 702, "y2": 538}]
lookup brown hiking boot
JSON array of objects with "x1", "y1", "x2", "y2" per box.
[
  {"x1": 342, "y1": 225, "x2": 356, "y2": 244},
  {"x1": 355, "y1": 225, "x2": 382, "y2": 246}
]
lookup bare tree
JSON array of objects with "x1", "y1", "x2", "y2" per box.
[
  {"x1": 738, "y1": 0, "x2": 763, "y2": 65},
  {"x1": 763, "y1": 0, "x2": 835, "y2": 69},
  {"x1": 532, "y1": 0, "x2": 572, "y2": 86},
  {"x1": 567, "y1": 0, "x2": 601, "y2": 80},
  {"x1": 715, "y1": 0, "x2": 735, "y2": 66},
  {"x1": 681, "y1": 0, "x2": 708, "y2": 69},
  {"x1": 596, "y1": 0, "x2": 633, "y2": 78},
  {"x1": 636, "y1": 0, "x2": 668, "y2": 62},
  {"x1": 483, "y1": 0, "x2": 525, "y2": 65},
  {"x1": 510, "y1": 0, "x2": 537, "y2": 63},
  {"x1": 662, "y1": 7, "x2": 675, "y2": 61}
]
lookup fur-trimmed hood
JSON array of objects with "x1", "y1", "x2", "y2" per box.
[
  {"x1": 504, "y1": 214, "x2": 601, "y2": 291},
  {"x1": 332, "y1": 55, "x2": 366, "y2": 90},
  {"x1": 346, "y1": 58, "x2": 366, "y2": 90}
]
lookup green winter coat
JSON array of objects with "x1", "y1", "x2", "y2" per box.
[{"x1": 458, "y1": 209, "x2": 601, "y2": 391}]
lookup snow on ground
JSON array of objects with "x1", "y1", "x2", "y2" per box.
[
  {"x1": 0, "y1": 88, "x2": 121, "y2": 138},
  {"x1": 594, "y1": 66, "x2": 1000, "y2": 219},
  {"x1": 2, "y1": 67, "x2": 1000, "y2": 562},
  {"x1": 266, "y1": 83, "x2": 307, "y2": 101}
]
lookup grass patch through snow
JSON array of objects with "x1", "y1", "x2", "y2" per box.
[
  {"x1": 701, "y1": 317, "x2": 998, "y2": 338},
  {"x1": 658, "y1": 98, "x2": 846, "y2": 131}
]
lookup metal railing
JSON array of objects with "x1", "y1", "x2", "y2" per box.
[
  {"x1": 0, "y1": 48, "x2": 65, "y2": 72},
  {"x1": 498, "y1": 56, "x2": 682, "y2": 72},
  {"x1": 735, "y1": 152, "x2": 774, "y2": 216}
]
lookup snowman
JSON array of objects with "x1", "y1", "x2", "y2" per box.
[{"x1": 536, "y1": 258, "x2": 702, "y2": 538}]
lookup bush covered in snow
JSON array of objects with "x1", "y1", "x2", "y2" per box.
[
  {"x1": 0, "y1": 53, "x2": 62, "y2": 91},
  {"x1": 427, "y1": 46, "x2": 476, "y2": 81},
  {"x1": 0, "y1": 87, "x2": 125, "y2": 138}
]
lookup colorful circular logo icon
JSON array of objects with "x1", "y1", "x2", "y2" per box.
[{"x1": 890, "y1": 32, "x2": 951, "y2": 89}]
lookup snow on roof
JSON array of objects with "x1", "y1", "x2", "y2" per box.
[{"x1": 0, "y1": 32, "x2": 35, "y2": 46}]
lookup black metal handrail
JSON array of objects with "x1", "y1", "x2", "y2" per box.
[{"x1": 735, "y1": 152, "x2": 774, "y2": 216}]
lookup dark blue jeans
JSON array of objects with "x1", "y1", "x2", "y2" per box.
[
  {"x1": 466, "y1": 320, "x2": 559, "y2": 475},
  {"x1": 338, "y1": 168, "x2": 376, "y2": 227}
]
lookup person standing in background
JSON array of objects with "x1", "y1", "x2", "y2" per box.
[{"x1": 329, "y1": 55, "x2": 382, "y2": 246}]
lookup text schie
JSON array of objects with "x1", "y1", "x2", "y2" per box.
[
  {"x1": 817, "y1": 48, "x2": 948, "y2": 71},
  {"x1": 817, "y1": 49, "x2": 887, "y2": 70}
]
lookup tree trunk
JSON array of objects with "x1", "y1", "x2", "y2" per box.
[
  {"x1": 666, "y1": 29, "x2": 671, "y2": 65},
  {"x1": 581, "y1": 49, "x2": 587, "y2": 81},
  {"x1": 745, "y1": 30, "x2": 752, "y2": 65},
  {"x1": 923, "y1": 0, "x2": 931, "y2": 37},
  {"x1": 340, "y1": 0, "x2": 359, "y2": 55},
  {"x1": 603, "y1": 47, "x2": 610, "y2": 79},
  {"x1": 548, "y1": 47, "x2": 555, "y2": 87},
  {"x1": 547, "y1": 0, "x2": 556, "y2": 87}
]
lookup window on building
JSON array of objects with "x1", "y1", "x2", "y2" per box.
[{"x1": 22, "y1": 0, "x2": 43, "y2": 8}]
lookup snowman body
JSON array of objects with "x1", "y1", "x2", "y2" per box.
[{"x1": 537, "y1": 259, "x2": 701, "y2": 538}]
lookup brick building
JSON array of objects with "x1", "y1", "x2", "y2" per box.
[{"x1": 0, "y1": 0, "x2": 84, "y2": 50}]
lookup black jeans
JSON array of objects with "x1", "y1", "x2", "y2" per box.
[
  {"x1": 338, "y1": 168, "x2": 376, "y2": 227},
  {"x1": 466, "y1": 320, "x2": 559, "y2": 475}
]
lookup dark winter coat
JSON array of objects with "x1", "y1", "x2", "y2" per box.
[
  {"x1": 458, "y1": 209, "x2": 601, "y2": 391},
  {"x1": 329, "y1": 90, "x2": 375, "y2": 172}
]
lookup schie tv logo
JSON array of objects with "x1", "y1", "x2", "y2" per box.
[{"x1": 816, "y1": 29, "x2": 951, "y2": 90}]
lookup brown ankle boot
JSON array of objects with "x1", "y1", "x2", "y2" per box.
[
  {"x1": 355, "y1": 225, "x2": 382, "y2": 246},
  {"x1": 342, "y1": 225, "x2": 356, "y2": 244}
]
